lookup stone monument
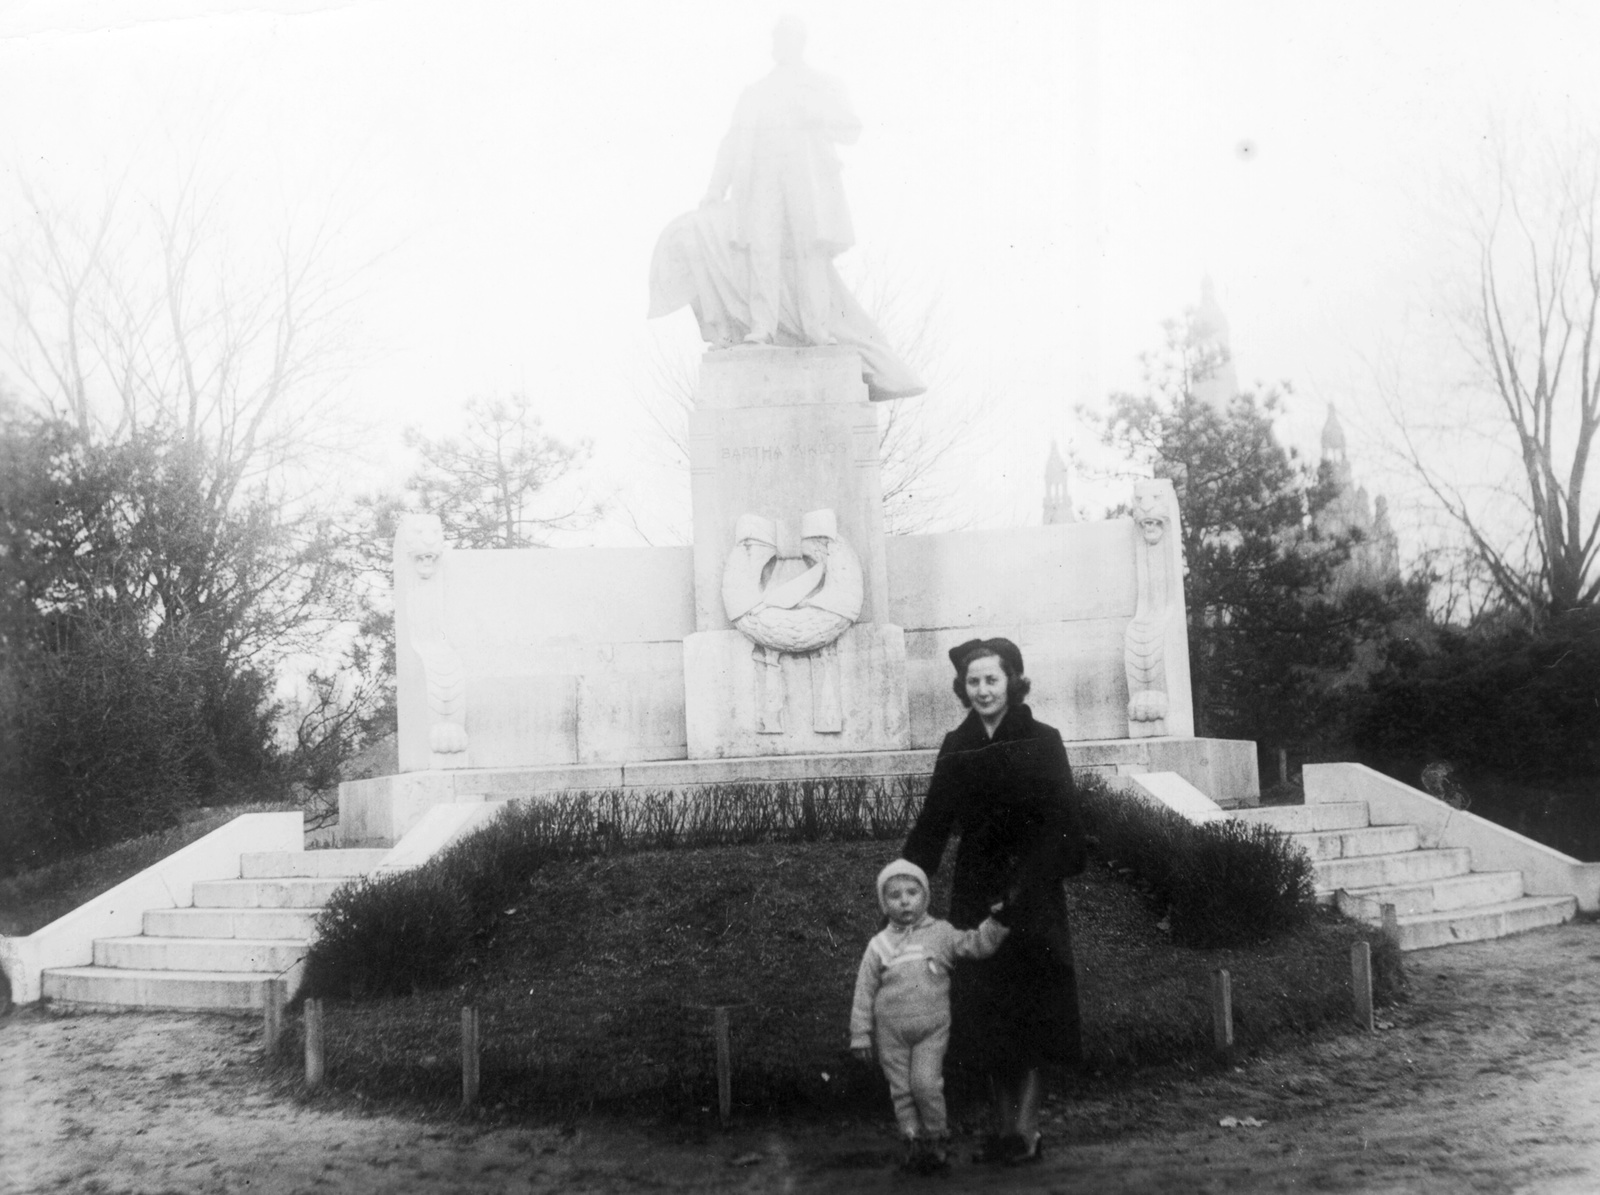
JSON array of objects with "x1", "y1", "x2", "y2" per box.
[{"x1": 336, "y1": 22, "x2": 1258, "y2": 847}]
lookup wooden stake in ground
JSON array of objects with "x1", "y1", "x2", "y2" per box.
[
  {"x1": 1381, "y1": 903, "x2": 1400, "y2": 947},
  {"x1": 1352, "y1": 941, "x2": 1376, "y2": 1031},
  {"x1": 461, "y1": 1005, "x2": 481, "y2": 1110},
  {"x1": 304, "y1": 998, "x2": 325, "y2": 1090},
  {"x1": 263, "y1": 978, "x2": 285, "y2": 1057},
  {"x1": 1211, "y1": 969, "x2": 1234, "y2": 1056},
  {"x1": 713, "y1": 1006, "x2": 733, "y2": 1126}
]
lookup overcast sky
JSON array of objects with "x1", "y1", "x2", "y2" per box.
[{"x1": 2, "y1": 0, "x2": 1597, "y2": 551}]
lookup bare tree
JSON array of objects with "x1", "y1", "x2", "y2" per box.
[
  {"x1": 0, "y1": 173, "x2": 362, "y2": 664},
  {"x1": 4, "y1": 174, "x2": 354, "y2": 498},
  {"x1": 1386, "y1": 132, "x2": 1600, "y2": 624}
]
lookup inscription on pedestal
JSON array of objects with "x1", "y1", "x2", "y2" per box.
[{"x1": 719, "y1": 439, "x2": 849, "y2": 465}]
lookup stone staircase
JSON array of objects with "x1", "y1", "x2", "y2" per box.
[
  {"x1": 40, "y1": 848, "x2": 387, "y2": 1010},
  {"x1": 1234, "y1": 800, "x2": 1577, "y2": 950}
]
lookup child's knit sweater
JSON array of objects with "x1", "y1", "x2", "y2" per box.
[{"x1": 849, "y1": 914, "x2": 1008, "y2": 1048}]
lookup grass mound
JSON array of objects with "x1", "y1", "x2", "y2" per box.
[
  {"x1": 302, "y1": 778, "x2": 922, "y2": 999},
  {"x1": 297, "y1": 839, "x2": 1402, "y2": 1120},
  {"x1": 1078, "y1": 775, "x2": 1317, "y2": 946}
]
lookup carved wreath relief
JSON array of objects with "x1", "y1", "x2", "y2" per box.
[
  {"x1": 395, "y1": 513, "x2": 470, "y2": 766},
  {"x1": 721, "y1": 508, "x2": 863, "y2": 734},
  {"x1": 1124, "y1": 481, "x2": 1176, "y2": 738}
]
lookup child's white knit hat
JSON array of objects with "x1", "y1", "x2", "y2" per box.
[{"x1": 876, "y1": 858, "x2": 930, "y2": 912}]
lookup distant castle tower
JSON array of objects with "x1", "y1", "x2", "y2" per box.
[
  {"x1": 1043, "y1": 440, "x2": 1076, "y2": 524},
  {"x1": 1315, "y1": 405, "x2": 1401, "y2": 592},
  {"x1": 1188, "y1": 275, "x2": 1241, "y2": 410}
]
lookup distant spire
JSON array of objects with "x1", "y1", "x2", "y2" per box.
[
  {"x1": 1189, "y1": 275, "x2": 1239, "y2": 410},
  {"x1": 1321, "y1": 404, "x2": 1348, "y2": 462},
  {"x1": 1043, "y1": 440, "x2": 1076, "y2": 524}
]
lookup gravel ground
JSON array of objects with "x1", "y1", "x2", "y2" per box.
[{"x1": 3, "y1": 921, "x2": 1598, "y2": 1194}]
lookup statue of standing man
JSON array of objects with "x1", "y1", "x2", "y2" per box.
[
  {"x1": 701, "y1": 15, "x2": 859, "y2": 347},
  {"x1": 649, "y1": 17, "x2": 925, "y2": 401}
]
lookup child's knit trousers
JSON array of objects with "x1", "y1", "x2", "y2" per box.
[{"x1": 876, "y1": 1012, "x2": 951, "y2": 1137}]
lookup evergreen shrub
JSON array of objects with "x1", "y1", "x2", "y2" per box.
[{"x1": 1076, "y1": 773, "x2": 1316, "y2": 947}]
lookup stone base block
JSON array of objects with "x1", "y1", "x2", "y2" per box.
[
  {"x1": 337, "y1": 770, "x2": 461, "y2": 847},
  {"x1": 1090, "y1": 735, "x2": 1260, "y2": 808},
  {"x1": 683, "y1": 624, "x2": 910, "y2": 759},
  {"x1": 335, "y1": 734, "x2": 1259, "y2": 846}
]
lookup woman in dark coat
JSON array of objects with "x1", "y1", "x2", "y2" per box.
[{"x1": 901, "y1": 637, "x2": 1087, "y2": 1166}]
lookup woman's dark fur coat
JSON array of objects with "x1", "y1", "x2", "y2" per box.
[{"x1": 902, "y1": 702, "x2": 1088, "y2": 1071}]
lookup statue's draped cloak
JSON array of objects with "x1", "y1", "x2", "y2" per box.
[
  {"x1": 648, "y1": 202, "x2": 925, "y2": 402},
  {"x1": 648, "y1": 62, "x2": 924, "y2": 402}
]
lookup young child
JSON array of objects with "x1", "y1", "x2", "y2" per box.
[{"x1": 849, "y1": 858, "x2": 1011, "y2": 1174}]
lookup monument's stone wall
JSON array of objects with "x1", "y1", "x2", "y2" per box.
[
  {"x1": 396, "y1": 543, "x2": 694, "y2": 771},
  {"x1": 887, "y1": 522, "x2": 1142, "y2": 747},
  {"x1": 395, "y1": 512, "x2": 1198, "y2": 768}
]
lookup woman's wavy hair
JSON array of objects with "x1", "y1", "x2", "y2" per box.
[{"x1": 951, "y1": 644, "x2": 1031, "y2": 708}]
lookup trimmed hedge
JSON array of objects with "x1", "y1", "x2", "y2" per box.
[
  {"x1": 305, "y1": 771, "x2": 1322, "y2": 1000},
  {"x1": 1076, "y1": 773, "x2": 1317, "y2": 947}
]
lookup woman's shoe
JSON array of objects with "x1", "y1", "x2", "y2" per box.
[
  {"x1": 1003, "y1": 1132, "x2": 1045, "y2": 1166},
  {"x1": 971, "y1": 1134, "x2": 1010, "y2": 1164}
]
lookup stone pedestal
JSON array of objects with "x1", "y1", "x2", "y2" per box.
[
  {"x1": 689, "y1": 346, "x2": 891, "y2": 629},
  {"x1": 684, "y1": 624, "x2": 910, "y2": 758},
  {"x1": 683, "y1": 345, "x2": 910, "y2": 757}
]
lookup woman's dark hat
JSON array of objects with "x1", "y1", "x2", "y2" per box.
[{"x1": 948, "y1": 637, "x2": 1024, "y2": 676}]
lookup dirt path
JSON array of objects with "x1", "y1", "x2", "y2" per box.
[{"x1": 4, "y1": 922, "x2": 1599, "y2": 1194}]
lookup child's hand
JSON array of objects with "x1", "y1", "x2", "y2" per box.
[
  {"x1": 852, "y1": 1045, "x2": 874, "y2": 1064},
  {"x1": 990, "y1": 899, "x2": 1017, "y2": 927}
]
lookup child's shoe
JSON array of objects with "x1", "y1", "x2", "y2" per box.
[
  {"x1": 923, "y1": 1135, "x2": 952, "y2": 1174},
  {"x1": 898, "y1": 1136, "x2": 923, "y2": 1173}
]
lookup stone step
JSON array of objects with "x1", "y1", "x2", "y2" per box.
[
  {"x1": 1334, "y1": 870, "x2": 1526, "y2": 919},
  {"x1": 93, "y1": 936, "x2": 307, "y2": 974},
  {"x1": 1390, "y1": 896, "x2": 1578, "y2": 952},
  {"x1": 1290, "y1": 824, "x2": 1419, "y2": 861},
  {"x1": 143, "y1": 907, "x2": 323, "y2": 939},
  {"x1": 1313, "y1": 847, "x2": 1473, "y2": 893},
  {"x1": 40, "y1": 966, "x2": 289, "y2": 1011},
  {"x1": 192, "y1": 877, "x2": 346, "y2": 908},
  {"x1": 239, "y1": 849, "x2": 389, "y2": 878},
  {"x1": 1231, "y1": 802, "x2": 1369, "y2": 833}
]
